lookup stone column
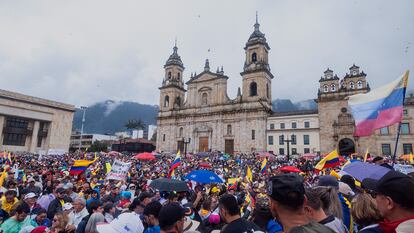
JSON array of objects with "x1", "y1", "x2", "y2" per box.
[
  {"x1": 0, "y1": 115, "x2": 5, "y2": 148},
  {"x1": 29, "y1": 121, "x2": 40, "y2": 153}
]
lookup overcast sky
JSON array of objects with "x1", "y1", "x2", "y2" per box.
[{"x1": 0, "y1": 0, "x2": 413, "y2": 107}]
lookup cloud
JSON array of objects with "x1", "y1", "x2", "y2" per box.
[{"x1": 0, "y1": 0, "x2": 413, "y2": 106}]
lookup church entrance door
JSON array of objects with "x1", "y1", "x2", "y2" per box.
[
  {"x1": 177, "y1": 140, "x2": 184, "y2": 153},
  {"x1": 338, "y1": 138, "x2": 355, "y2": 156},
  {"x1": 199, "y1": 137, "x2": 209, "y2": 152},
  {"x1": 225, "y1": 139, "x2": 234, "y2": 155}
]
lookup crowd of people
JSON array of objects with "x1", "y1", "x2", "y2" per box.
[{"x1": 0, "y1": 151, "x2": 412, "y2": 233}]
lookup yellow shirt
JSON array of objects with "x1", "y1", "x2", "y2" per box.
[{"x1": 1, "y1": 196, "x2": 18, "y2": 213}]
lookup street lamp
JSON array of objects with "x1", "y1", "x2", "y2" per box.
[
  {"x1": 79, "y1": 106, "x2": 87, "y2": 152},
  {"x1": 283, "y1": 134, "x2": 292, "y2": 161},
  {"x1": 182, "y1": 137, "x2": 191, "y2": 157}
]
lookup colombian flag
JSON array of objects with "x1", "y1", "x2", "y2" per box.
[
  {"x1": 246, "y1": 166, "x2": 253, "y2": 183},
  {"x1": 315, "y1": 150, "x2": 340, "y2": 170},
  {"x1": 69, "y1": 156, "x2": 98, "y2": 175},
  {"x1": 168, "y1": 151, "x2": 181, "y2": 178},
  {"x1": 260, "y1": 158, "x2": 268, "y2": 174}
]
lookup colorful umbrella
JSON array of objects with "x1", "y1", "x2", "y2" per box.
[
  {"x1": 185, "y1": 170, "x2": 224, "y2": 184},
  {"x1": 279, "y1": 166, "x2": 301, "y2": 173},
  {"x1": 108, "y1": 151, "x2": 121, "y2": 156},
  {"x1": 302, "y1": 153, "x2": 317, "y2": 159},
  {"x1": 343, "y1": 161, "x2": 390, "y2": 181},
  {"x1": 133, "y1": 152, "x2": 156, "y2": 161},
  {"x1": 199, "y1": 162, "x2": 212, "y2": 169}
]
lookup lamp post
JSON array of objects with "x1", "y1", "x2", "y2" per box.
[
  {"x1": 182, "y1": 137, "x2": 191, "y2": 157},
  {"x1": 283, "y1": 135, "x2": 292, "y2": 161},
  {"x1": 78, "y1": 106, "x2": 87, "y2": 152}
]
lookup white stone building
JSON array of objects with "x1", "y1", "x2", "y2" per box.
[
  {"x1": 0, "y1": 89, "x2": 75, "y2": 153},
  {"x1": 267, "y1": 110, "x2": 320, "y2": 156}
]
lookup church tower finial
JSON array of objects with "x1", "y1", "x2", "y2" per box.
[
  {"x1": 254, "y1": 11, "x2": 260, "y2": 31},
  {"x1": 204, "y1": 59, "x2": 210, "y2": 72}
]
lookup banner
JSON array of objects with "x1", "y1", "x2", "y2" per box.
[
  {"x1": 393, "y1": 164, "x2": 414, "y2": 175},
  {"x1": 106, "y1": 159, "x2": 131, "y2": 181}
]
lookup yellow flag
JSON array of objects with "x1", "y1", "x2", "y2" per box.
[
  {"x1": 364, "y1": 148, "x2": 369, "y2": 162},
  {"x1": 0, "y1": 166, "x2": 8, "y2": 187},
  {"x1": 246, "y1": 166, "x2": 253, "y2": 183},
  {"x1": 105, "y1": 162, "x2": 112, "y2": 174},
  {"x1": 410, "y1": 152, "x2": 414, "y2": 164}
]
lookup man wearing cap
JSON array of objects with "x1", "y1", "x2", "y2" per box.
[
  {"x1": 23, "y1": 192, "x2": 41, "y2": 217},
  {"x1": 218, "y1": 194, "x2": 260, "y2": 233},
  {"x1": 139, "y1": 192, "x2": 155, "y2": 207},
  {"x1": 268, "y1": 174, "x2": 336, "y2": 233},
  {"x1": 47, "y1": 187, "x2": 71, "y2": 220},
  {"x1": 64, "y1": 182, "x2": 79, "y2": 201},
  {"x1": 362, "y1": 170, "x2": 414, "y2": 233},
  {"x1": 158, "y1": 202, "x2": 186, "y2": 233},
  {"x1": 24, "y1": 178, "x2": 42, "y2": 196}
]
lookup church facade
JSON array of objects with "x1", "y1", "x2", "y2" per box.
[{"x1": 156, "y1": 18, "x2": 273, "y2": 154}]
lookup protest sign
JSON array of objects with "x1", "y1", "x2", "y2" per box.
[{"x1": 106, "y1": 159, "x2": 131, "y2": 181}]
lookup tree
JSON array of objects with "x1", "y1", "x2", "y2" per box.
[
  {"x1": 89, "y1": 140, "x2": 109, "y2": 152},
  {"x1": 124, "y1": 119, "x2": 146, "y2": 134}
]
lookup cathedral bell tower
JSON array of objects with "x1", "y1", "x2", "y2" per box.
[
  {"x1": 159, "y1": 42, "x2": 186, "y2": 111},
  {"x1": 240, "y1": 13, "x2": 274, "y2": 106}
]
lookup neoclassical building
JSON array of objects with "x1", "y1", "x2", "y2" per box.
[{"x1": 156, "y1": 17, "x2": 273, "y2": 154}]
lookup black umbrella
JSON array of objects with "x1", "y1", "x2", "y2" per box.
[{"x1": 149, "y1": 178, "x2": 189, "y2": 192}]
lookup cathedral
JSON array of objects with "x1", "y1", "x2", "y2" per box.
[{"x1": 156, "y1": 16, "x2": 273, "y2": 154}]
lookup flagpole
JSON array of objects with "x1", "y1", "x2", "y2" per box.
[{"x1": 392, "y1": 123, "x2": 401, "y2": 167}]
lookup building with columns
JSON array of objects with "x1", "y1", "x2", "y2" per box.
[
  {"x1": 0, "y1": 89, "x2": 75, "y2": 154},
  {"x1": 156, "y1": 16, "x2": 273, "y2": 154}
]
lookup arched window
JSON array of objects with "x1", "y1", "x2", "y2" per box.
[
  {"x1": 179, "y1": 127, "x2": 183, "y2": 137},
  {"x1": 177, "y1": 72, "x2": 180, "y2": 81},
  {"x1": 202, "y1": 93, "x2": 208, "y2": 105},
  {"x1": 252, "y1": 52, "x2": 257, "y2": 62},
  {"x1": 331, "y1": 84, "x2": 336, "y2": 92},
  {"x1": 323, "y1": 85, "x2": 328, "y2": 92},
  {"x1": 164, "y1": 95, "x2": 169, "y2": 107},
  {"x1": 250, "y1": 82, "x2": 257, "y2": 96},
  {"x1": 350, "y1": 82, "x2": 355, "y2": 89},
  {"x1": 227, "y1": 124, "x2": 232, "y2": 135},
  {"x1": 357, "y1": 81, "x2": 362, "y2": 89},
  {"x1": 168, "y1": 72, "x2": 172, "y2": 79}
]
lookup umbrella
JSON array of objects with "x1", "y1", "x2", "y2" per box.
[
  {"x1": 196, "y1": 152, "x2": 209, "y2": 157},
  {"x1": 302, "y1": 153, "x2": 317, "y2": 159},
  {"x1": 149, "y1": 178, "x2": 189, "y2": 192},
  {"x1": 279, "y1": 166, "x2": 301, "y2": 173},
  {"x1": 199, "y1": 162, "x2": 212, "y2": 169},
  {"x1": 343, "y1": 161, "x2": 391, "y2": 181},
  {"x1": 108, "y1": 151, "x2": 121, "y2": 156},
  {"x1": 133, "y1": 152, "x2": 156, "y2": 161},
  {"x1": 185, "y1": 170, "x2": 224, "y2": 184}
]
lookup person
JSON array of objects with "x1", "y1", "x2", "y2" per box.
[
  {"x1": 32, "y1": 208, "x2": 52, "y2": 227},
  {"x1": 218, "y1": 194, "x2": 260, "y2": 233},
  {"x1": 1, "y1": 190, "x2": 18, "y2": 214},
  {"x1": 67, "y1": 198, "x2": 89, "y2": 230},
  {"x1": 305, "y1": 187, "x2": 348, "y2": 233},
  {"x1": 24, "y1": 192, "x2": 42, "y2": 217},
  {"x1": 317, "y1": 175, "x2": 352, "y2": 232},
  {"x1": 158, "y1": 202, "x2": 186, "y2": 233},
  {"x1": 76, "y1": 201, "x2": 103, "y2": 233},
  {"x1": 372, "y1": 157, "x2": 393, "y2": 170},
  {"x1": 47, "y1": 188, "x2": 72, "y2": 220},
  {"x1": 350, "y1": 193, "x2": 383, "y2": 233},
  {"x1": 24, "y1": 178, "x2": 42, "y2": 196},
  {"x1": 84, "y1": 213, "x2": 104, "y2": 233},
  {"x1": 268, "y1": 174, "x2": 336, "y2": 233},
  {"x1": 64, "y1": 183, "x2": 79, "y2": 201},
  {"x1": 86, "y1": 189, "x2": 100, "y2": 206},
  {"x1": 143, "y1": 201, "x2": 162, "y2": 233},
  {"x1": 139, "y1": 192, "x2": 155, "y2": 207},
  {"x1": 0, "y1": 203, "x2": 34, "y2": 233},
  {"x1": 103, "y1": 203, "x2": 116, "y2": 223},
  {"x1": 51, "y1": 212, "x2": 69, "y2": 233},
  {"x1": 118, "y1": 191, "x2": 132, "y2": 209},
  {"x1": 362, "y1": 170, "x2": 414, "y2": 233}
]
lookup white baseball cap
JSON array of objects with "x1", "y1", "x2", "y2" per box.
[
  {"x1": 24, "y1": 192, "x2": 37, "y2": 200},
  {"x1": 97, "y1": 212, "x2": 144, "y2": 233},
  {"x1": 63, "y1": 203, "x2": 73, "y2": 211}
]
